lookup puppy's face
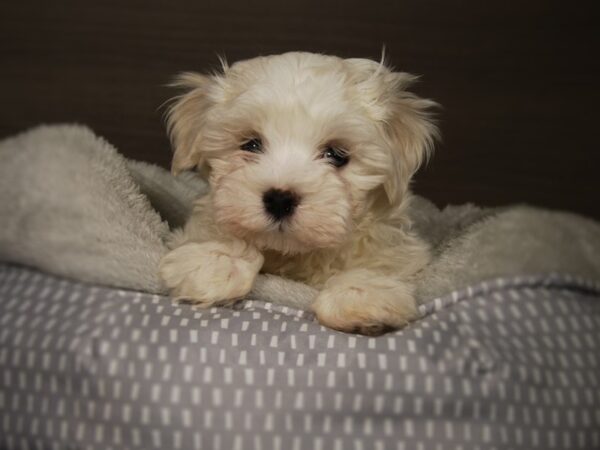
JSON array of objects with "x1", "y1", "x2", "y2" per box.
[{"x1": 168, "y1": 52, "x2": 437, "y2": 254}]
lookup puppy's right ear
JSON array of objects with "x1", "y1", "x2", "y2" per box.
[{"x1": 166, "y1": 72, "x2": 217, "y2": 175}]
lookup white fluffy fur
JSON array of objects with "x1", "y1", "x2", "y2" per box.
[{"x1": 159, "y1": 52, "x2": 438, "y2": 335}]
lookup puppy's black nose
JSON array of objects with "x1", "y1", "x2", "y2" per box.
[{"x1": 262, "y1": 188, "x2": 299, "y2": 220}]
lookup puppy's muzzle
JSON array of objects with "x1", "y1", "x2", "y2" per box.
[{"x1": 262, "y1": 188, "x2": 300, "y2": 221}]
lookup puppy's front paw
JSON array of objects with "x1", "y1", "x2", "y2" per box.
[
  {"x1": 311, "y1": 270, "x2": 419, "y2": 336},
  {"x1": 159, "y1": 240, "x2": 264, "y2": 307}
]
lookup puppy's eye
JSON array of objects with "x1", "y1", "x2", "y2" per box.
[
  {"x1": 240, "y1": 138, "x2": 262, "y2": 153},
  {"x1": 322, "y1": 146, "x2": 350, "y2": 168}
]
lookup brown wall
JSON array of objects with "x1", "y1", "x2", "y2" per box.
[{"x1": 2, "y1": 0, "x2": 599, "y2": 218}]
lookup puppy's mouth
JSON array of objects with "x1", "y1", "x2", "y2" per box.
[{"x1": 265, "y1": 215, "x2": 294, "y2": 235}]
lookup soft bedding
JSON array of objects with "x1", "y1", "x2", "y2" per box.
[
  {"x1": 1, "y1": 124, "x2": 600, "y2": 450},
  {"x1": 1, "y1": 263, "x2": 599, "y2": 450}
]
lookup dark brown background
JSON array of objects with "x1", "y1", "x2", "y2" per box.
[{"x1": 2, "y1": 1, "x2": 599, "y2": 218}]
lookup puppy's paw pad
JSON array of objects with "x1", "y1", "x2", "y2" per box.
[{"x1": 351, "y1": 324, "x2": 396, "y2": 337}]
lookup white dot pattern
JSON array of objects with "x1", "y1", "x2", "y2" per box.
[{"x1": 1, "y1": 264, "x2": 600, "y2": 449}]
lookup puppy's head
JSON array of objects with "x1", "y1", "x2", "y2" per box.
[{"x1": 167, "y1": 52, "x2": 437, "y2": 254}]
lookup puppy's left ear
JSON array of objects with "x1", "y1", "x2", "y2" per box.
[
  {"x1": 380, "y1": 72, "x2": 439, "y2": 206},
  {"x1": 166, "y1": 72, "x2": 220, "y2": 175}
]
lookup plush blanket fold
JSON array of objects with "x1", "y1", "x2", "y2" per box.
[{"x1": 1, "y1": 124, "x2": 599, "y2": 310}]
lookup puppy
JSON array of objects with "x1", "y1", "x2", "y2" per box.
[{"x1": 159, "y1": 52, "x2": 438, "y2": 335}]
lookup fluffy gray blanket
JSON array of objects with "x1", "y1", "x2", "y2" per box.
[{"x1": 1, "y1": 125, "x2": 599, "y2": 310}]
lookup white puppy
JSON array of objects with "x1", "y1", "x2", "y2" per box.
[{"x1": 159, "y1": 52, "x2": 438, "y2": 335}]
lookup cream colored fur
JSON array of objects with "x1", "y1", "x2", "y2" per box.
[{"x1": 159, "y1": 52, "x2": 438, "y2": 335}]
